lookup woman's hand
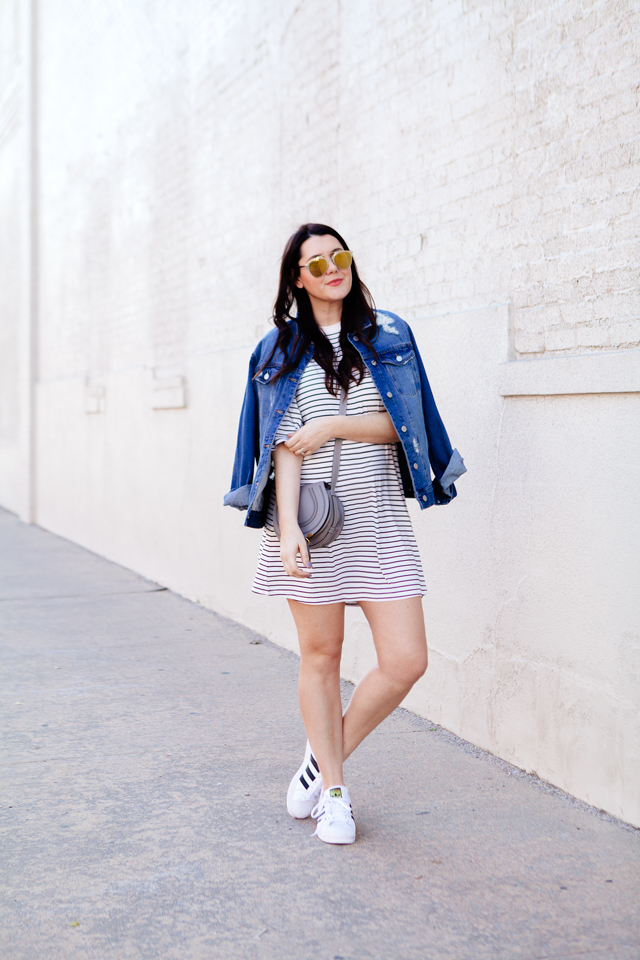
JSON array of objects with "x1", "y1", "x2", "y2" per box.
[
  {"x1": 279, "y1": 524, "x2": 313, "y2": 578},
  {"x1": 284, "y1": 417, "x2": 334, "y2": 456},
  {"x1": 285, "y1": 413, "x2": 398, "y2": 456}
]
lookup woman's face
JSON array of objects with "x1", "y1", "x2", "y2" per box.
[{"x1": 295, "y1": 234, "x2": 353, "y2": 309}]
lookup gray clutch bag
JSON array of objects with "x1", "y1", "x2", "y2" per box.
[{"x1": 272, "y1": 389, "x2": 347, "y2": 548}]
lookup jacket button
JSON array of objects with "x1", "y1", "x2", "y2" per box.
[
  {"x1": 387, "y1": 392, "x2": 392, "y2": 398},
  {"x1": 422, "y1": 495, "x2": 427, "y2": 501},
  {"x1": 263, "y1": 372, "x2": 269, "y2": 380},
  {"x1": 371, "y1": 359, "x2": 377, "y2": 365},
  {"x1": 353, "y1": 335, "x2": 359, "y2": 341},
  {"x1": 396, "y1": 355, "x2": 402, "y2": 361},
  {"x1": 413, "y1": 463, "x2": 418, "y2": 469},
  {"x1": 401, "y1": 425, "x2": 407, "y2": 432}
]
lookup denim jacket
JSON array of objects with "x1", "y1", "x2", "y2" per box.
[{"x1": 224, "y1": 311, "x2": 466, "y2": 528}]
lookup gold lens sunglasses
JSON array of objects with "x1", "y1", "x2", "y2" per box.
[{"x1": 300, "y1": 250, "x2": 353, "y2": 278}]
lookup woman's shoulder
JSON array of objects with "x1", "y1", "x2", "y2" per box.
[
  {"x1": 253, "y1": 319, "x2": 300, "y2": 351},
  {"x1": 374, "y1": 310, "x2": 413, "y2": 342},
  {"x1": 250, "y1": 323, "x2": 283, "y2": 364},
  {"x1": 252, "y1": 324, "x2": 277, "y2": 350},
  {"x1": 250, "y1": 320, "x2": 300, "y2": 374}
]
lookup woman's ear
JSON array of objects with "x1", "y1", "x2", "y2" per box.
[{"x1": 294, "y1": 272, "x2": 303, "y2": 289}]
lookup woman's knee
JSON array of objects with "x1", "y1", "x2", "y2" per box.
[
  {"x1": 411, "y1": 650, "x2": 429, "y2": 683},
  {"x1": 299, "y1": 636, "x2": 343, "y2": 675},
  {"x1": 382, "y1": 648, "x2": 428, "y2": 688}
]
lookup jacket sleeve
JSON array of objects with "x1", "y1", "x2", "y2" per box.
[
  {"x1": 408, "y1": 325, "x2": 466, "y2": 503},
  {"x1": 223, "y1": 354, "x2": 260, "y2": 510}
]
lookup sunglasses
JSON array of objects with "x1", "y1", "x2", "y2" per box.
[{"x1": 300, "y1": 250, "x2": 353, "y2": 278}]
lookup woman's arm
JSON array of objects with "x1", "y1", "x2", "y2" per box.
[
  {"x1": 284, "y1": 412, "x2": 398, "y2": 457},
  {"x1": 272, "y1": 443, "x2": 313, "y2": 578}
]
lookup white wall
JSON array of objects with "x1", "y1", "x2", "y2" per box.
[
  {"x1": 0, "y1": 0, "x2": 34, "y2": 519},
  {"x1": 1, "y1": 0, "x2": 639, "y2": 824}
]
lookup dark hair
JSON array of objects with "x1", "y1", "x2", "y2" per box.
[{"x1": 258, "y1": 223, "x2": 378, "y2": 396}]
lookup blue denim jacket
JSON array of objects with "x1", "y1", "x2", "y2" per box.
[{"x1": 224, "y1": 311, "x2": 466, "y2": 528}]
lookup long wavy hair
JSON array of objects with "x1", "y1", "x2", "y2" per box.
[{"x1": 258, "y1": 223, "x2": 378, "y2": 396}]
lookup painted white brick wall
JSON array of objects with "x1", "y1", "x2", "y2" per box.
[
  {"x1": 509, "y1": 1, "x2": 640, "y2": 356},
  {"x1": 30, "y1": 0, "x2": 640, "y2": 389}
]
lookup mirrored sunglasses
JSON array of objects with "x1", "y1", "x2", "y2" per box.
[{"x1": 301, "y1": 250, "x2": 353, "y2": 278}]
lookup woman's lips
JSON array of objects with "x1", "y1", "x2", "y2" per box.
[{"x1": 327, "y1": 278, "x2": 343, "y2": 286}]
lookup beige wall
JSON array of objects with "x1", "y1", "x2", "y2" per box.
[{"x1": 1, "y1": 0, "x2": 639, "y2": 824}]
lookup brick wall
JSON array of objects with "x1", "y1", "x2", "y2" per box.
[
  {"x1": 509, "y1": 1, "x2": 640, "y2": 355},
  {"x1": 31, "y1": 0, "x2": 639, "y2": 387}
]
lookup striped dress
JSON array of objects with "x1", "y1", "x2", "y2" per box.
[{"x1": 252, "y1": 323, "x2": 426, "y2": 604}]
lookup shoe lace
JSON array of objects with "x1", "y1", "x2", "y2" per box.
[{"x1": 311, "y1": 794, "x2": 353, "y2": 834}]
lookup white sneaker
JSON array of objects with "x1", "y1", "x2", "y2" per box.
[
  {"x1": 287, "y1": 741, "x2": 323, "y2": 819},
  {"x1": 311, "y1": 785, "x2": 356, "y2": 845}
]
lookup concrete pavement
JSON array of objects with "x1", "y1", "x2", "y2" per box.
[{"x1": 1, "y1": 506, "x2": 639, "y2": 960}]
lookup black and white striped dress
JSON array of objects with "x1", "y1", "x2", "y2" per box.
[{"x1": 252, "y1": 323, "x2": 426, "y2": 604}]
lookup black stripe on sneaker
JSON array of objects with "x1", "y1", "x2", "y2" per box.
[
  {"x1": 310, "y1": 754, "x2": 320, "y2": 773},
  {"x1": 300, "y1": 774, "x2": 309, "y2": 789},
  {"x1": 305, "y1": 765, "x2": 316, "y2": 781}
]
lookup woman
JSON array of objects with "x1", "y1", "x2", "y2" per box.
[{"x1": 225, "y1": 224, "x2": 465, "y2": 845}]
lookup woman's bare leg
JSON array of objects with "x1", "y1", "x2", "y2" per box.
[
  {"x1": 342, "y1": 597, "x2": 428, "y2": 761},
  {"x1": 288, "y1": 599, "x2": 346, "y2": 788}
]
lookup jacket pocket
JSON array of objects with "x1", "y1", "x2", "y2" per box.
[
  {"x1": 255, "y1": 364, "x2": 279, "y2": 385},
  {"x1": 255, "y1": 366, "x2": 279, "y2": 421},
  {"x1": 378, "y1": 343, "x2": 419, "y2": 396}
]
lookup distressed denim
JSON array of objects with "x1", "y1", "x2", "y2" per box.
[{"x1": 224, "y1": 311, "x2": 466, "y2": 528}]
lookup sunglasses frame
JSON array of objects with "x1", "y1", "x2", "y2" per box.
[{"x1": 300, "y1": 250, "x2": 353, "y2": 278}]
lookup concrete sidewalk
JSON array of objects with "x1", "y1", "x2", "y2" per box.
[{"x1": 1, "y1": 507, "x2": 638, "y2": 960}]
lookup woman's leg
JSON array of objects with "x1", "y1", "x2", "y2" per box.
[
  {"x1": 342, "y1": 596, "x2": 428, "y2": 761},
  {"x1": 288, "y1": 599, "x2": 346, "y2": 788}
]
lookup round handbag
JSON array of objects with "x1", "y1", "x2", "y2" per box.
[
  {"x1": 272, "y1": 388, "x2": 347, "y2": 549},
  {"x1": 273, "y1": 479, "x2": 345, "y2": 547}
]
